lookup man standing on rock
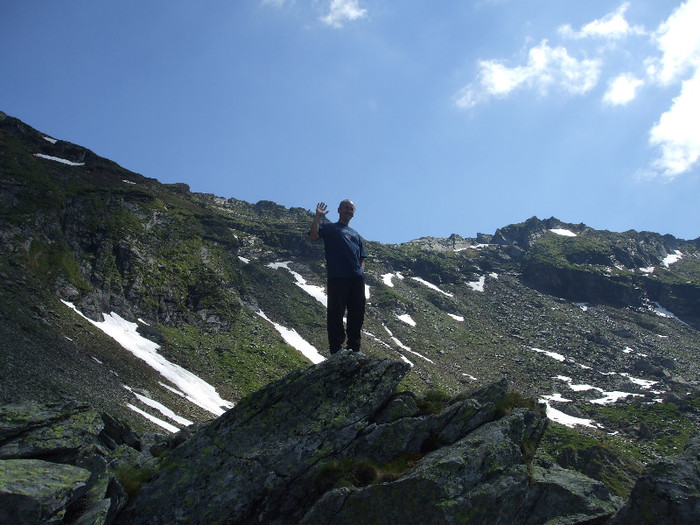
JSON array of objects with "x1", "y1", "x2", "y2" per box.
[{"x1": 309, "y1": 199, "x2": 368, "y2": 355}]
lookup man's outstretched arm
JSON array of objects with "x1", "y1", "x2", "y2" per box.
[{"x1": 309, "y1": 202, "x2": 328, "y2": 241}]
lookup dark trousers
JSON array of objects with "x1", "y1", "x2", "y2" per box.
[{"x1": 327, "y1": 276, "x2": 366, "y2": 353}]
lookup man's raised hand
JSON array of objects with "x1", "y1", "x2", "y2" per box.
[{"x1": 316, "y1": 202, "x2": 329, "y2": 217}]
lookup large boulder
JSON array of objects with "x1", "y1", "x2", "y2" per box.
[
  {"x1": 119, "y1": 354, "x2": 411, "y2": 524},
  {"x1": 119, "y1": 354, "x2": 621, "y2": 524},
  {"x1": 610, "y1": 434, "x2": 700, "y2": 524},
  {"x1": 302, "y1": 411, "x2": 620, "y2": 524},
  {"x1": 0, "y1": 401, "x2": 148, "y2": 525},
  {"x1": 0, "y1": 459, "x2": 90, "y2": 524}
]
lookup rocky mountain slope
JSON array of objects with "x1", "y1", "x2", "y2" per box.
[
  {"x1": 2, "y1": 356, "x2": 698, "y2": 524},
  {"x1": 2, "y1": 111, "x2": 700, "y2": 522}
]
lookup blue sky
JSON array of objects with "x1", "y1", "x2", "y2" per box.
[{"x1": 2, "y1": 1, "x2": 699, "y2": 243}]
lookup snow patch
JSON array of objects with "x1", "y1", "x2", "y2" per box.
[
  {"x1": 397, "y1": 313, "x2": 416, "y2": 327},
  {"x1": 550, "y1": 228, "x2": 577, "y2": 237},
  {"x1": 662, "y1": 250, "x2": 682, "y2": 267},
  {"x1": 467, "y1": 275, "x2": 486, "y2": 292},
  {"x1": 255, "y1": 310, "x2": 325, "y2": 364},
  {"x1": 540, "y1": 400, "x2": 600, "y2": 428},
  {"x1": 620, "y1": 373, "x2": 658, "y2": 389},
  {"x1": 268, "y1": 261, "x2": 327, "y2": 306},
  {"x1": 382, "y1": 272, "x2": 403, "y2": 287},
  {"x1": 590, "y1": 391, "x2": 643, "y2": 405},
  {"x1": 62, "y1": 301, "x2": 233, "y2": 417},
  {"x1": 382, "y1": 324, "x2": 433, "y2": 364},
  {"x1": 411, "y1": 277, "x2": 453, "y2": 297},
  {"x1": 34, "y1": 153, "x2": 84, "y2": 166},
  {"x1": 531, "y1": 347, "x2": 566, "y2": 362},
  {"x1": 123, "y1": 385, "x2": 192, "y2": 427},
  {"x1": 127, "y1": 404, "x2": 179, "y2": 433},
  {"x1": 652, "y1": 302, "x2": 683, "y2": 322}
]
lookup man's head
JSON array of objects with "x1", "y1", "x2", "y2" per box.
[{"x1": 338, "y1": 199, "x2": 355, "y2": 225}]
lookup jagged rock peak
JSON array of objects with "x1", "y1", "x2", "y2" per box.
[{"x1": 492, "y1": 216, "x2": 585, "y2": 248}]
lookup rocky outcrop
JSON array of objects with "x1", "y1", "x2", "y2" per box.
[
  {"x1": 5, "y1": 355, "x2": 700, "y2": 524},
  {"x1": 610, "y1": 435, "x2": 700, "y2": 524},
  {"x1": 0, "y1": 402, "x2": 157, "y2": 524},
  {"x1": 119, "y1": 354, "x2": 621, "y2": 524}
]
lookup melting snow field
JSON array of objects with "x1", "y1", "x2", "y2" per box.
[
  {"x1": 255, "y1": 310, "x2": 325, "y2": 364},
  {"x1": 662, "y1": 250, "x2": 683, "y2": 267},
  {"x1": 268, "y1": 261, "x2": 328, "y2": 306},
  {"x1": 62, "y1": 301, "x2": 233, "y2": 429},
  {"x1": 533, "y1": 343, "x2": 668, "y2": 428},
  {"x1": 540, "y1": 395, "x2": 600, "y2": 428}
]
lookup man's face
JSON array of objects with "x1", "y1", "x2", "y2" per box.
[{"x1": 338, "y1": 201, "x2": 355, "y2": 223}]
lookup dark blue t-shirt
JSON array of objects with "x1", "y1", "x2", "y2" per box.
[{"x1": 318, "y1": 222, "x2": 368, "y2": 279}]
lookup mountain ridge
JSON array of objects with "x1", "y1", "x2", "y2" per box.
[{"x1": 2, "y1": 110, "x2": 700, "y2": 521}]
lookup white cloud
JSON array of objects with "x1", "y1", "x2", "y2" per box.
[
  {"x1": 456, "y1": 40, "x2": 601, "y2": 108},
  {"x1": 603, "y1": 73, "x2": 644, "y2": 105},
  {"x1": 644, "y1": 0, "x2": 700, "y2": 179},
  {"x1": 648, "y1": 70, "x2": 700, "y2": 179},
  {"x1": 648, "y1": 0, "x2": 700, "y2": 85},
  {"x1": 558, "y1": 2, "x2": 646, "y2": 40},
  {"x1": 320, "y1": 0, "x2": 367, "y2": 28}
]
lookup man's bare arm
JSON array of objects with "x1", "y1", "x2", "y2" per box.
[{"x1": 309, "y1": 202, "x2": 328, "y2": 241}]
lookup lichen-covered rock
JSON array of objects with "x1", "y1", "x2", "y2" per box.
[
  {"x1": 0, "y1": 458, "x2": 90, "y2": 523},
  {"x1": 610, "y1": 434, "x2": 700, "y2": 524},
  {"x1": 0, "y1": 401, "x2": 147, "y2": 525},
  {"x1": 118, "y1": 353, "x2": 411, "y2": 524},
  {"x1": 302, "y1": 409, "x2": 620, "y2": 524},
  {"x1": 118, "y1": 355, "x2": 622, "y2": 524}
]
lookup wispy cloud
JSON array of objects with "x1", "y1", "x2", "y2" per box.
[
  {"x1": 320, "y1": 0, "x2": 367, "y2": 28},
  {"x1": 455, "y1": 40, "x2": 601, "y2": 109},
  {"x1": 558, "y1": 2, "x2": 646, "y2": 40}
]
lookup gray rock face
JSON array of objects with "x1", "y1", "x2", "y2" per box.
[
  {"x1": 610, "y1": 435, "x2": 700, "y2": 524},
  {"x1": 302, "y1": 412, "x2": 619, "y2": 525},
  {"x1": 0, "y1": 459, "x2": 90, "y2": 524},
  {"x1": 0, "y1": 402, "x2": 150, "y2": 525},
  {"x1": 119, "y1": 354, "x2": 621, "y2": 524}
]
